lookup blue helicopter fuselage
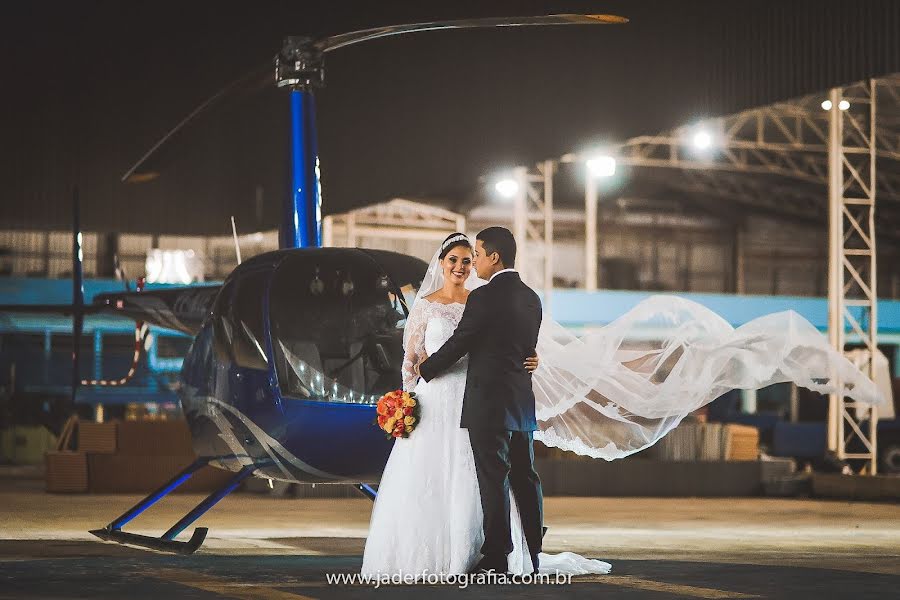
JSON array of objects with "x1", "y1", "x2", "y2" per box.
[{"x1": 179, "y1": 247, "x2": 426, "y2": 484}]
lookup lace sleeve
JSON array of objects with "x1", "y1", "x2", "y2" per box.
[{"x1": 401, "y1": 301, "x2": 428, "y2": 392}]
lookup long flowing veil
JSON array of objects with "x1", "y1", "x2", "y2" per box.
[
  {"x1": 532, "y1": 295, "x2": 885, "y2": 460},
  {"x1": 407, "y1": 239, "x2": 885, "y2": 462}
]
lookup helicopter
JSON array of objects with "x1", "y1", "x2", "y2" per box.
[{"x1": 3, "y1": 13, "x2": 628, "y2": 554}]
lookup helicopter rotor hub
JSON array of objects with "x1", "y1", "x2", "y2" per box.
[{"x1": 276, "y1": 36, "x2": 324, "y2": 90}]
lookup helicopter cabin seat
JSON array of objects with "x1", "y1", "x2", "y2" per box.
[{"x1": 322, "y1": 341, "x2": 366, "y2": 397}]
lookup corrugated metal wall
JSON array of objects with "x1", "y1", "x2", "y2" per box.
[
  {"x1": 703, "y1": 0, "x2": 900, "y2": 114},
  {"x1": 1, "y1": 0, "x2": 898, "y2": 235}
]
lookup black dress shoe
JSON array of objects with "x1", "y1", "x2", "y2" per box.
[
  {"x1": 471, "y1": 568, "x2": 514, "y2": 580},
  {"x1": 470, "y1": 557, "x2": 507, "y2": 574}
]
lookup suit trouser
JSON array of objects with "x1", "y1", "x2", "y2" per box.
[{"x1": 468, "y1": 429, "x2": 544, "y2": 568}]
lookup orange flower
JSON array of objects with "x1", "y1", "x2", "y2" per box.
[{"x1": 374, "y1": 389, "x2": 420, "y2": 438}]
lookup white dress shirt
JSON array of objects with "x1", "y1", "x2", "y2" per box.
[{"x1": 489, "y1": 268, "x2": 517, "y2": 282}]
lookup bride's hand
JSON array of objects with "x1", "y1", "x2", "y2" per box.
[
  {"x1": 413, "y1": 353, "x2": 429, "y2": 376},
  {"x1": 524, "y1": 353, "x2": 539, "y2": 374}
]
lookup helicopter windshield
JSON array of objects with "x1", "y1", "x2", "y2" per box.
[
  {"x1": 269, "y1": 249, "x2": 426, "y2": 404},
  {"x1": 211, "y1": 269, "x2": 269, "y2": 371}
]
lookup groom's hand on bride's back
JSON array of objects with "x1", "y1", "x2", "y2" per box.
[{"x1": 524, "y1": 352, "x2": 539, "y2": 374}]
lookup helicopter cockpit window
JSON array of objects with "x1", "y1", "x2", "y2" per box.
[
  {"x1": 211, "y1": 270, "x2": 269, "y2": 371},
  {"x1": 360, "y1": 249, "x2": 426, "y2": 313},
  {"x1": 270, "y1": 250, "x2": 426, "y2": 404}
]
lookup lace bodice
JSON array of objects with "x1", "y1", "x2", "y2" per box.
[{"x1": 402, "y1": 299, "x2": 466, "y2": 391}]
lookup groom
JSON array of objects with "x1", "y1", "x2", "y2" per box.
[{"x1": 416, "y1": 226, "x2": 544, "y2": 574}]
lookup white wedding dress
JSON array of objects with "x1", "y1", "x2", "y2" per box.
[{"x1": 361, "y1": 298, "x2": 611, "y2": 576}]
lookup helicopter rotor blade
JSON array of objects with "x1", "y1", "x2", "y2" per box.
[
  {"x1": 316, "y1": 14, "x2": 628, "y2": 53},
  {"x1": 120, "y1": 63, "x2": 270, "y2": 183},
  {"x1": 121, "y1": 14, "x2": 627, "y2": 184}
]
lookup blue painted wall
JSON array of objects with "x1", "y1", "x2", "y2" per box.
[
  {"x1": 0, "y1": 278, "x2": 216, "y2": 306},
  {"x1": 3, "y1": 279, "x2": 900, "y2": 383},
  {"x1": 544, "y1": 288, "x2": 900, "y2": 335},
  {"x1": 2, "y1": 277, "x2": 899, "y2": 333},
  {"x1": 0, "y1": 278, "x2": 197, "y2": 405}
]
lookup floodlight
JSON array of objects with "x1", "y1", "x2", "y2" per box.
[
  {"x1": 495, "y1": 178, "x2": 519, "y2": 198},
  {"x1": 586, "y1": 155, "x2": 616, "y2": 178}
]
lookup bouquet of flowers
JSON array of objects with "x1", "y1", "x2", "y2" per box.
[{"x1": 374, "y1": 390, "x2": 419, "y2": 439}]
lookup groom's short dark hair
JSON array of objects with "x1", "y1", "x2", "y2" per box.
[{"x1": 477, "y1": 227, "x2": 516, "y2": 267}]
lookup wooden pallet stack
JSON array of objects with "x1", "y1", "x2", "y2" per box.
[
  {"x1": 535, "y1": 419, "x2": 760, "y2": 463},
  {"x1": 640, "y1": 421, "x2": 759, "y2": 462},
  {"x1": 724, "y1": 424, "x2": 760, "y2": 461},
  {"x1": 45, "y1": 416, "x2": 232, "y2": 493}
]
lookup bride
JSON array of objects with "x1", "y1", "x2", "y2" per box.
[{"x1": 361, "y1": 232, "x2": 884, "y2": 578}]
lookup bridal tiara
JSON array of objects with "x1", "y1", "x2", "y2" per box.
[{"x1": 441, "y1": 234, "x2": 469, "y2": 251}]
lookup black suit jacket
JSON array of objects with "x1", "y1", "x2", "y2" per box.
[{"x1": 418, "y1": 271, "x2": 542, "y2": 431}]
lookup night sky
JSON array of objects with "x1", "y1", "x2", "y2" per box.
[{"x1": 2, "y1": 1, "x2": 898, "y2": 235}]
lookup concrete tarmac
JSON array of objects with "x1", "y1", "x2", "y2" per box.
[{"x1": 1, "y1": 478, "x2": 898, "y2": 599}]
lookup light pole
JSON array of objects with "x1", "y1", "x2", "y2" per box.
[
  {"x1": 495, "y1": 165, "x2": 554, "y2": 306},
  {"x1": 493, "y1": 168, "x2": 529, "y2": 282},
  {"x1": 584, "y1": 155, "x2": 616, "y2": 291},
  {"x1": 511, "y1": 167, "x2": 529, "y2": 284}
]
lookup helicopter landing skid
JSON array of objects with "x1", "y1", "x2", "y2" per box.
[
  {"x1": 89, "y1": 457, "x2": 263, "y2": 555},
  {"x1": 354, "y1": 483, "x2": 377, "y2": 501}
]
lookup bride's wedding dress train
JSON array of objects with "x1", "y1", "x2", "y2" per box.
[{"x1": 531, "y1": 295, "x2": 883, "y2": 461}]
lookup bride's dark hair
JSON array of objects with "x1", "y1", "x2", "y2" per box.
[{"x1": 438, "y1": 232, "x2": 472, "y2": 259}]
